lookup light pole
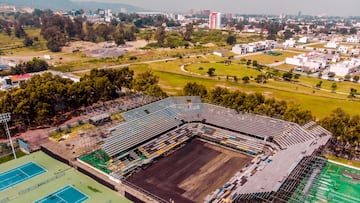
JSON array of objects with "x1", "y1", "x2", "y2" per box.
[{"x1": 0, "y1": 113, "x2": 16, "y2": 159}]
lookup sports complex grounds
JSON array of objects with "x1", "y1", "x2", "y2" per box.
[{"x1": 0, "y1": 151, "x2": 130, "y2": 203}]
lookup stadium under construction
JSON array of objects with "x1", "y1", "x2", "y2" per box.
[{"x1": 79, "y1": 96, "x2": 345, "y2": 202}]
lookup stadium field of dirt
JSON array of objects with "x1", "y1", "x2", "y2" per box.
[{"x1": 127, "y1": 139, "x2": 252, "y2": 203}]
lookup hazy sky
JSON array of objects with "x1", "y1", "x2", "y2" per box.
[{"x1": 73, "y1": 0, "x2": 359, "y2": 16}]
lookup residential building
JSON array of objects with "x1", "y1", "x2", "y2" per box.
[
  {"x1": 1, "y1": 74, "x2": 31, "y2": 90},
  {"x1": 285, "y1": 52, "x2": 339, "y2": 73},
  {"x1": 346, "y1": 36, "x2": 359, "y2": 43},
  {"x1": 298, "y1": 37, "x2": 309, "y2": 44},
  {"x1": 338, "y1": 46, "x2": 350, "y2": 54},
  {"x1": 329, "y1": 58, "x2": 360, "y2": 77},
  {"x1": 325, "y1": 41, "x2": 339, "y2": 49},
  {"x1": 232, "y1": 40, "x2": 277, "y2": 54},
  {"x1": 209, "y1": 12, "x2": 221, "y2": 29},
  {"x1": 283, "y1": 38, "x2": 296, "y2": 47}
]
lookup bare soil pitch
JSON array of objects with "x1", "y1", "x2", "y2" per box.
[{"x1": 126, "y1": 139, "x2": 252, "y2": 203}]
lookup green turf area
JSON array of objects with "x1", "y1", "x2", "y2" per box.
[
  {"x1": 0, "y1": 151, "x2": 130, "y2": 203},
  {"x1": 185, "y1": 62, "x2": 262, "y2": 77},
  {"x1": 325, "y1": 155, "x2": 360, "y2": 168},
  {"x1": 145, "y1": 67, "x2": 360, "y2": 118},
  {"x1": 306, "y1": 43, "x2": 327, "y2": 49},
  {"x1": 240, "y1": 51, "x2": 298, "y2": 64},
  {"x1": 0, "y1": 150, "x2": 27, "y2": 164},
  {"x1": 301, "y1": 162, "x2": 360, "y2": 203},
  {"x1": 80, "y1": 150, "x2": 112, "y2": 174}
]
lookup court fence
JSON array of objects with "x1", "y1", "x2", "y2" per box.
[
  {"x1": 77, "y1": 166, "x2": 117, "y2": 191},
  {"x1": 40, "y1": 146, "x2": 70, "y2": 165}
]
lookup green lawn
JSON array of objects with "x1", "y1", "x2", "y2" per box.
[
  {"x1": 299, "y1": 76, "x2": 360, "y2": 94},
  {"x1": 307, "y1": 43, "x2": 327, "y2": 48},
  {"x1": 274, "y1": 63, "x2": 295, "y2": 71},
  {"x1": 0, "y1": 150, "x2": 27, "y2": 164},
  {"x1": 185, "y1": 62, "x2": 262, "y2": 77},
  {"x1": 241, "y1": 51, "x2": 298, "y2": 65},
  {"x1": 325, "y1": 154, "x2": 360, "y2": 168},
  {"x1": 0, "y1": 151, "x2": 130, "y2": 203}
]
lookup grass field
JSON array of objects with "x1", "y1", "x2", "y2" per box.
[
  {"x1": 306, "y1": 43, "x2": 327, "y2": 49},
  {"x1": 70, "y1": 54, "x2": 360, "y2": 118},
  {"x1": 325, "y1": 155, "x2": 360, "y2": 168},
  {"x1": 240, "y1": 51, "x2": 299, "y2": 64},
  {"x1": 0, "y1": 151, "x2": 130, "y2": 203},
  {"x1": 185, "y1": 62, "x2": 262, "y2": 77}
]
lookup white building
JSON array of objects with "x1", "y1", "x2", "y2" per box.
[
  {"x1": 338, "y1": 46, "x2": 350, "y2": 54},
  {"x1": 329, "y1": 58, "x2": 360, "y2": 77},
  {"x1": 285, "y1": 52, "x2": 338, "y2": 73},
  {"x1": 325, "y1": 41, "x2": 339, "y2": 49},
  {"x1": 283, "y1": 38, "x2": 296, "y2": 47},
  {"x1": 232, "y1": 40, "x2": 277, "y2": 54},
  {"x1": 298, "y1": 37, "x2": 309, "y2": 44},
  {"x1": 346, "y1": 36, "x2": 359, "y2": 43},
  {"x1": 351, "y1": 48, "x2": 360, "y2": 56},
  {"x1": 209, "y1": 12, "x2": 221, "y2": 29}
]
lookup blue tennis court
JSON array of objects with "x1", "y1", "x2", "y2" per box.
[
  {"x1": 0, "y1": 162, "x2": 46, "y2": 191},
  {"x1": 34, "y1": 185, "x2": 89, "y2": 203}
]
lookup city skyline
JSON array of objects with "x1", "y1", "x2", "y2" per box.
[{"x1": 73, "y1": 0, "x2": 360, "y2": 16}]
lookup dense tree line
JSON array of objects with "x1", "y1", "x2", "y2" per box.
[
  {"x1": 0, "y1": 68, "x2": 123, "y2": 128},
  {"x1": 0, "y1": 67, "x2": 167, "y2": 134},
  {"x1": 40, "y1": 13, "x2": 138, "y2": 51},
  {"x1": 10, "y1": 58, "x2": 49, "y2": 75},
  {"x1": 320, "y1": 108, "x2": 360, "y2": 146},
  {"x1": 183, "y1": 82, "x2": 313, "y2": 125}
]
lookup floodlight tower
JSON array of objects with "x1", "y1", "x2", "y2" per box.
[{"x1": 0, "y1": 113, "x2": 16, "y2": 159}]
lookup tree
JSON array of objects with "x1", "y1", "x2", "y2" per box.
[
  {"x1": 132, "y1": 71, "x2": 159, "y2": 92},
  {"x1": 282, "y1": 72, "x2": 293, "y2": 81},
  {"x1": 14, "y1": 23, "x2": 27, "y2": 38},
  {"x1": 144, "y1": 30, "x2": 152, "y2": 43},
  {"x1": 113, "y1": 33, "x2": 125, "y2": 46},
  {"x1": 294, "y1": 74, "x2": 300, "y2": 79},
  {"x1": 226, "y1": 35, "x2": 237, "y2": 45},
  {"x1": 349, "y1": 27, "x2": 357, "y2": 35},
  {"x1": 283, "y1": 30, "x2": 294, "y2": 40},
  {"x1": 252, "y1": 60, "x2": 258, "y2": 67},
  {"x1": 23, "y1": 36, "x2": 33, "y2": 47},
  {"x1": 184, "y1": 23, "x2": 193, "y2": 41},
  {"x1": 154, "y1": 26, "x2": 166, "y2": 47},
  {"x1": 331, "y1": 83, "x2": 337, "y2": 93},
  {"x1": 339, "y1": 28, "x2": 348, "y2": 35},
  {"x1": 316, "y1": 81, "x2": 323, "y2": 89},
  {"x1": 242, "y1": 76, "x2": 250, "y2": 84},
  {"x1": 207, "y1": 67, "x2": 216, "y2": 77},
  {"x1": 256, "y1": 74, "x2": 267, "y2": 83},
  {"x1": 349, "y1": 88, "x2": 357, "y2": 98},
  {"x1": 246, "y1": 59, "x2": 252, "y2": 66},
  {"x1": 344, "y1": 74, "x2": 351, "y2": 81},
  {"x1": 283, "y1": 106, "x2": 313, "y2": 125},
  {"x1": 47, "y1": 39, "x2": 61, "y2": 52},
  {"x1": 353, "y1": 75, "x2": 360, "y2": 83},
  {"x1": 328, "y1": 72, "x2": 336, "y2": 78},
  {"x1": 183, "y1": 82, "x2": 207, "y2": 98}
]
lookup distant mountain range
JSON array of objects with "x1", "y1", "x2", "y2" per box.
[{"x1": 0, "y1": 0, "x2": 143, "y2": 12}]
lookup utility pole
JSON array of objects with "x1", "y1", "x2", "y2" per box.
[{"x1": 0, "y1": 113, "x2": 16, "y2": 159}]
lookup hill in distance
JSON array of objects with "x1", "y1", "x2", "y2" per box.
[{"x1": 0, "y1": 0, "x2": 143, "y2": 12}]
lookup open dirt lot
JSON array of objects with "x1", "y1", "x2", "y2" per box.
[
  {"x1": 127, "y1": 139, "x2": 252, "y2": 203},
  {"x1": 62, "y1": 40, "x2": 148, "y2": 58}
]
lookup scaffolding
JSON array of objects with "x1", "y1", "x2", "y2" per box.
[{"x1": 233, "y1": 152, "x2": 328, "y2": 203}]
